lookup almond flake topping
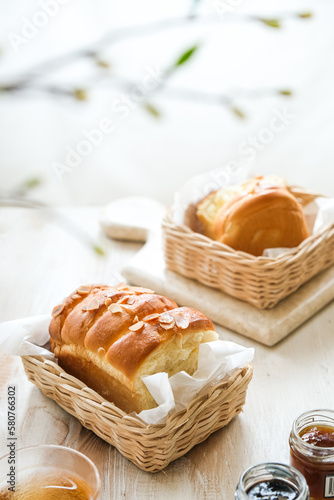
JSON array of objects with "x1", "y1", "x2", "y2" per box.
[
  {"x1": 160, "y1": 319, "x2": 175, "y2": 330},
  {"x1": 159, "y1": 312, "x2": 174, "y2": 324},
  {"x1": 52, "y1": 304, "x2": 64, "y2": 318},
  {"x1": 127, "y1": 296, "x2": 136, "y2": 305},
  {"x1": 116, "y1": 282, "x2": 129, "y2": 290},
  {"x1": 143, "y1": 313, "x2": 160, "y2": 322},
  {"x1": 175, "y1": 315, "x2": 190, "y2": 330},
  {"x1": 72, "y1": 294, "x2": 81, "y2": 300},
  {"x1": 105, "y1": 298, "x2": 112, "y2": 307},
  {"x1": 86, "y1": 298, "x2": 100, "y2": 311},
  {"x1": 109, "y1": 304, "x2": 123, "y2": 314},
  {"x1": 129, "y1": 321, "x2": 144, "y2": 332},
  {"x1": 118, "y1": 295, "x2": 130, "y2": 304},
  {"x1": 119, "y1": 305, "x2": 133, "y2": 314},
  {"x1": 77, "y1": 285, "x2": 91, "y2": 295},
  {"x1": 133, "y1": 287, "x2": 155, "y2": 295}
]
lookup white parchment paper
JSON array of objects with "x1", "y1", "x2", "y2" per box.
[
  {"x1": 0, "y1": 316, "x2": 254, "y2": 424},
  {"x1": 173, "y1": 166, "x2": 250, "y2": 226},
  {"x1": 0, "y1": 315, "x2": 53, "y2": 358},
  {"x1": 140, "y1": 340, "x2": 253, "y2": 424},
  {"x1": 263, "y1": 196, "x2": 334, "y2": 257}
]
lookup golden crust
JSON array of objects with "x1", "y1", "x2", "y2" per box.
[
  {"x1": 106, "y1": 307, "x2": 214, "y2": 378},
  {"x1": 49, "y1": 285, "x2": 217, "y2": 412},
  {"x1": 51, "y1": 342, "x2": 151, "y2": 413},
  {"x1": 195, "y1": 176, "x2": 309, "y2": 256},
  {"x1": 195, "y1": 176, "x2": 281, "y2": 239},
  {"x1": 213, "y1": 187, "x2": 310, "y2": 256}
]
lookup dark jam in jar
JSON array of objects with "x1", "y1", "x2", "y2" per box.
[
  {"x1": 247, "y1": 479, "x2": 299, "y2": 499},
  {"x1": 289, "y1": 411, "x2": 334, "y2": 500},
  {"x1": 235, "y1": 463, "x2": 309, "y2": 500}
]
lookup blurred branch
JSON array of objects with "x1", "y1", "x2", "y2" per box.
[
  {"x1": 3, "y1": 176, "x2": 43, "y2": 199},
  {"x1": 0, "y1": 194, "x2": 105, "y2": 256},
  {"x1": 0, "y1": 11, "x2": 311, "y2": 89},
  {"x1": 0, "y1": 11, "x2": 310, "y2": 119},
  {"x1": 1, "y1": 179, "x2": 104, "y2": 255},
  {"x1": 1, "y1": 70, "x2": 293, "y2": 119}
]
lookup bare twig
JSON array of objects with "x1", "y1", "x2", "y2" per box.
[
  {"x1": 0, "y1": 195, "x2": 105, "y2": 256},
  {"x1": 0, "y1": 11, "x2": 311, "y2": 92},
  {"x1": 0, "y1": 72, "x2": 292, "y2": 120}
]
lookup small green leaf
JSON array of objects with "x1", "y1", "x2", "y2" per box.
[
  {"x1": 279, "y1": 89, "x2": 292, "y2": 96},
  {"x1": 174, "y1": 45, "x2": 199, "y2": 67},
  {"x1": 73, "y1": 88, "x2": 88, "y2": 101},
  {"x1": 298, "y1": 12, "x2": 312, "y2": 19},
  {"x1": 260, "y1": 18, "x2": 281, "y2": 29},
  {"x1": 23, "y1": 176, "x2": 42, "y2": 189},
  {"x1": 143, "y1": 102, "x2": 161, "y2": 118},
  {"x1": 93, "y1": 245, "x2": 105, "y2": 256},
  {"x1": 231, "y1": 106, "x2": 245, "y2": 119}
]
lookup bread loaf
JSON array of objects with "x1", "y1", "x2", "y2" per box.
[
  {"x1": 196, "y1": 176, "x2": 309, "y2": 256},
  {"x1": 196, "y1": 175, "x2": 287, "y2": 240},
  {"x1": 49, "y1": 284, "x2": 218, "y2": 413}
]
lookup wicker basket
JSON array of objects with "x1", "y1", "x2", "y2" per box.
[
  {"x1": 21, "y1": 355, "x2": 252, "y2": 473},
  {"x1": 162, "y1": 187, "x2": 334, "y2": 309}
]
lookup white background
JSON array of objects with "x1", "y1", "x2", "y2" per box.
[{"x1": 0, "y1": 0, "x2": 333, "y2": 206}]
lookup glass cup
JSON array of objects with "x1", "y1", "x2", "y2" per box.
[{"x1": 0, "y1": 444, "x2": 101, "y2": 499}]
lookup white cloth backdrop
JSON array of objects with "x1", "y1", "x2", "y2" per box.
[{"x1": 0, "y1": 0, "x2": 333, "y2": 206}]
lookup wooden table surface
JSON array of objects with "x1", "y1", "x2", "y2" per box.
[{"x1": 0, "y1": 206, "x2": 333, "y2": 500}]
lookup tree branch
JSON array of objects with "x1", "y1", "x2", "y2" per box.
[{"x1": 1, "y1": 11, "x2": 311, "y2": 88}]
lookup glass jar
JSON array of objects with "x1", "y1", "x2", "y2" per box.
[
  {"x1": 235, "y1": 462, "x2": 310, "y2": 500},
  {"x1": 289, "y1": 409, "x2": 334, "y2": 500},
  {"x1": 0, "y1": 445, "x2": 101, "y2": 499}
]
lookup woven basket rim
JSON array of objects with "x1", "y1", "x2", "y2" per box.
[
  {"x1": 164, "y1": 187, "x2": 333, "y2": 264},
  {"x1": 21, "y1": 354, "x2": 252, "y2": 431}
]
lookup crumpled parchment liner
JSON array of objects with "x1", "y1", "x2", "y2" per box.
[{"x1": 0, "y1": 315, "x2": 254, "y2": 424}]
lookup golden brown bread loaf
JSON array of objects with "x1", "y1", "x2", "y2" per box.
[
  {"x1": 196, "y1": 176, "x2": 310, "y2": 256},
  {"x1": 196, "y1": 175, "x2": 287, "y2": 239},
  {"x1": 49, "y1": 284, "x2": 218, "y2": 413}
]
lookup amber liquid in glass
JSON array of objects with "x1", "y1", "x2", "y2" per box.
[
  {"x1": 290, "y1": 424, "x2": 334, "y2": 500},
  {"x1": 0, "y1": 468, "x2": 95, "y2": 500}
]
